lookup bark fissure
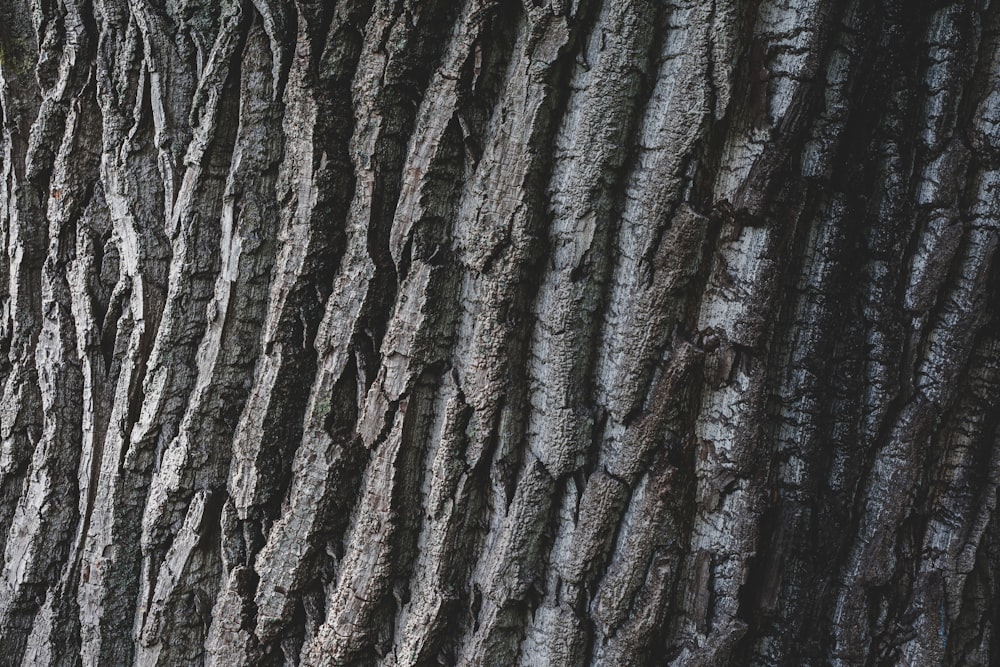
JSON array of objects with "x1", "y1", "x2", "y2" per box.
[{"x1": 3, "y1": 0, "x2": 1000, "y2": 665}]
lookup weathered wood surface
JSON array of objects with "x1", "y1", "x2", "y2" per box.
[{"x1": 1, "y1": 0, "x2": 1000, "y2": 665}]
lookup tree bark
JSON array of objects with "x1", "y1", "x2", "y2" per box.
[{"x1": 1, "y1": 0, "x2": 999, "y2": 665}]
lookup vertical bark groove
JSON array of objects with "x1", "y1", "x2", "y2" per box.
[{"x1": 2, "y1": 0, "x2": 1000, "y2": 665}]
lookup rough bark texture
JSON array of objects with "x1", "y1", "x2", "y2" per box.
[{"x1": 2, "y1": 0, "x2": 1000, "y2": 665}]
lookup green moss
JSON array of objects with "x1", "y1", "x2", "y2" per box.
[{"x1": 0, "y1": 26, "x2": 31, "y2": 75}]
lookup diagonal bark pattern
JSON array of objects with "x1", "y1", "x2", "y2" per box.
[{"x1": 2, "y1": 0, "x2": 1000, "y2": 665}]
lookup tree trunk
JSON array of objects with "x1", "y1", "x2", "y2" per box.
[{"x1": 1, "y1": 0, "x2": 999, "y2": 665}]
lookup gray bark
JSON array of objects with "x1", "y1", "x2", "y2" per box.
[{"x1": 1, "y1": 0, "x2": 999, "y2": 665}]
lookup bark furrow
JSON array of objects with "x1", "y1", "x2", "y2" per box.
[{"x1": 2, "y1": 0, "x2": 1000, "y2": 665}]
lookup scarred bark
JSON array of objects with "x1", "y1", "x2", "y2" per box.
[{"x1": 2, "y1": 0, "x2": 1000, "y2": 665}]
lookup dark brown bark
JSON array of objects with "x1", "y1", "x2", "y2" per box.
[{"x1": 1, "y1": 0, "x2": 999, "y2": 665}]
